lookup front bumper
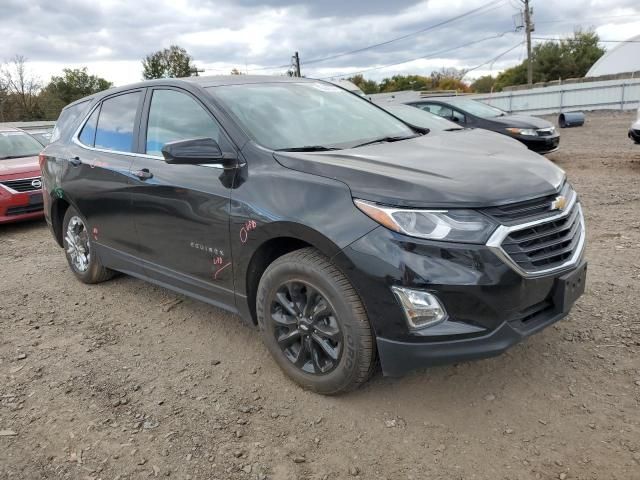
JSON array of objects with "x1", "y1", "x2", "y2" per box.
[
  {"x1": 0, "y1": 188, "x2": 44, "y2": 224},
  {"x1": 333, "y1": 225, "x2": 586, "y2": 376},
  {"x1": 629, "y1": 128, "x2": 640, "y2": 143},
  {"x1": 512, "y1": 134, "x2": 560, "y2": 154}
]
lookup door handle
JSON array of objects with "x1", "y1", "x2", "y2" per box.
[
  {"x1": 134, "y1": 168, "x2": 153, "y2": 180},
  {"x1": 69, "y1": 156, "x2": 82, "y2": 167}
]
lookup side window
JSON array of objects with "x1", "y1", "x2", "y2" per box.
[
  {"x1": 415, "y1": 103, "x2": 435, "y2": 113},
  {"x1": 94, "y1": 91, "x2": 142, "y2": 153},
  {"x1": 78, "y1": 106, "x2": 100, "y2": 147},
  {"x1": 452, "y1": 110, "x2": 466, "y2": 124},
  {"x1": 145, "y1": 89, "x2": 221, "y2": 157}
]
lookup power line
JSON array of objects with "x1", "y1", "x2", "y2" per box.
[
  {"x1": 316, "y1": 31, "x2": 514, "y2": 79},
  {"x1": 533, "y1": 36, "x2": 640, "y2": 43},
  {"x1": 300, "y1": 0, "x2": 507, "y2": 66},
  {"x1": 463, "y1": 41, "x2": 525, "y2": 77},
  {"x1": 535, "y1": 14, "x2": 640, "y2": 24},
  {"x1": 249, "y1": 0, "x2": 507, "y2": 72}
]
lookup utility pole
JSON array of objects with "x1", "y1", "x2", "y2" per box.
[
  {"x1": 292, "y1": 51, "x2": 301, "y2": 77},
  {"x1": 523, "y1": 0, "x2": 534, "y2": 86}
]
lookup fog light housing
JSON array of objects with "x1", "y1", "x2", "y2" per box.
[{"x1": 391, "y1": 287, "x2": 447, "y2": 330}]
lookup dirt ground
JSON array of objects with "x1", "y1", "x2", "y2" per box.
[{"x1": 1, "y1": 111, "x2": 639, "y2": 480}]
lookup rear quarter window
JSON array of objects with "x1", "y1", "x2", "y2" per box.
[{"x1": 50, "y1": 100, "x2": 92, "y2": 143}]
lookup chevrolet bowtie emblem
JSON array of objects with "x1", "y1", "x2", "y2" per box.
[{"x1": 551, "y1": 195, "x2": 567, "y2": 211}]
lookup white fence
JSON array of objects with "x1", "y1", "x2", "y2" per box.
[{"x1": 474, "y1": 78, "x2": 640, "y2": 115}]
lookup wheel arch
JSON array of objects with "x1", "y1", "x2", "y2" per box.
[
  {"x1": 50, "y1": 196, "x2": 72, "y2": 247},
  {"x1": 242, "y1": 222, "x2": 344, "y2": 326}
]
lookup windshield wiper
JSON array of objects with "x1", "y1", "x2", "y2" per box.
[
  {"x1": 276, "y1": 145, "x2": 341, "y2": 152},
  {"x1": 0, "y1": 155, "x2": 31, "y2": 160},
  {"x1": 351, "y1": 135, "x2": 417, "y2": 148}
]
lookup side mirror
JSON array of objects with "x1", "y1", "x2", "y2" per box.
[
  {"x1": 450, "y1": 116, "x2": 460, "y2": 123},
  {"x1": 162, "y1": 138, "x2": 233, "y2": 165}
]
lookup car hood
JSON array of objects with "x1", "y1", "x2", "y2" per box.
[
  {"x1": 439, "y1": 128, "x2": 527, "y2": 153},
  {"x1": 274, "y1": 134, "x2": 565, "y2": 208},
  {"x1": 632, "y1": 118, "x2": 640, "y2": 129},
  {"x1": 489, "y1": 114, "x2": 554, "y2": 129},
  {"x1": 0, "y1": 155, "x2": 40, "y2": 178}
]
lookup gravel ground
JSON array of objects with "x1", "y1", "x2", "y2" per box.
[{"x1": 1, "y1": 110, "x2": 639, "y2": 480}]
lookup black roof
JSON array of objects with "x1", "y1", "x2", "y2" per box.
[{"x1": 63, "y1": 75, "x2": 317, "y2": 111}]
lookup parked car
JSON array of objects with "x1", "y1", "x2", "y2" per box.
[
  {"x1": 40, "y1": 76, "x2": 586, "y2": 394},
  {"x1": 630, "y1": 107, "x2": 640, "y2": 144},
  {"x1": 0, "y1": 127, "x2": 45, "y2": 223},
  {"x1": 383, "y1": 104, "x2": 527, "y2": 152},
  {"x1": 21, "y1": 126, "x2": 54, "y2": 146},
  {"x1": 407, "y1": 97, "x2": 560, "y2": 154}
]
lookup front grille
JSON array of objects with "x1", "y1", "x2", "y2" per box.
[
  {"x1": 0, "y1": 177, "x2": 42, "y2": 192},
  {"x1": 483, "y1": 182, "x2": 571, "y2": 225},
  {"x1": 6, "y1": 204, "x2": 43, "y2": 216},
  {"x1": 536, "y1": 128, "x2": 555, "y2": 137},
  {"x1": 500, "y1": 201, "x2": 583, "y2": 273}
]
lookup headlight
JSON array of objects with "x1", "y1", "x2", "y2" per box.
[
  {"x1": 506, "y1": 127, "x2": 538, "y2": 136},
  {"x1": 354, "y1": 199, "x2": 497, "y2": 244}
]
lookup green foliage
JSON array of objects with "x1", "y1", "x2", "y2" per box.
[
  {"x1": 470, "y1": 75, "x2": 496, "y2": 93},
  {"x1": 45, "y1": 68, "x2": 112, "y2": 104},
  {"x1": 494, "y1": 29, "x2": 605, "y2": 91},
  {"x1": 142, "y1": 45, "x2": 194, "y2": 80},
  {"x1": 347, "y1": 74, "x2": 380, "y2": 94}
]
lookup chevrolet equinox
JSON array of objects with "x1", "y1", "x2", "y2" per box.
[{"x1": 40, "y1": 76, "x2": 587, "y2": 394}]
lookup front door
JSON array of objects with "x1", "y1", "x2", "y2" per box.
[{"x1": 129, "y1": 87, "x2": 237, "y2": 307}]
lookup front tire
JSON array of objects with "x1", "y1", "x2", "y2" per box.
[
  {"x1": 256, "y1": 248, "x2": 376, "y2": 394},
  {"x1": 62, "y1": 206, "x2": 115, "y2": 284}
]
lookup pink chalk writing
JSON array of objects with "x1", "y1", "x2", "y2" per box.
[{"x1": 240, "y1": 220, "x2": 257, "y2": 244}]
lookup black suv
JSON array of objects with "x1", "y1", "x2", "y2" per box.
[
  {"x1": 408, "y1": 97, "x2": 561, "y2": 154},
  {"x1": 41, "y1": 76, "x2": 586, "y2": 394}
]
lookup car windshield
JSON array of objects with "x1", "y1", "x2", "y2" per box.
[
  {"x1": 385, "y1": 105, "x2": 462, "y2": 132},
  {"x1": 208, "y1": 82, "x2": 415, "y2": 150},
  {"x1": 449, "y1": 99, "x2": 506, "y2": 119},
  {"x1": 0, "y1": 131, "x2": 43, "y2": 159}
]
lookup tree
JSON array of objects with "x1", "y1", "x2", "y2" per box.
[
  {"x1": 142, "y1": 45, "x2": 194, "y2": 79},
  {"x1": 470, "y1": 75, "x2": 496, "y2": 93},
  {"x1": 45, "y1": 68, "x2": 112, "y2": 105},
  {"x1": 494, "y1": 29, "x2": 605, "y2": 91},
  {"x1": 0, "y1": 55, "x2": 43, "y2": 121},
  {"x1": 41, "y1": 68, "x2": 112, "y2": 118},
  {"x1": 347, "y1": 74, "x2": 379, "y2": 94}
]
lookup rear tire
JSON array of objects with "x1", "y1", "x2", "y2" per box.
[
  {"x1": 256, "y1": 248, "x2": 376, "y2": 395},
  {"x1": 62, "y1": 206, "x2": 115, "y2": 284}
]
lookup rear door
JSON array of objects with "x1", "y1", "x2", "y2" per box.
[
  {"x1": 128, "y1": 87, "x2": 237, "y2": 307},
  {"x1": 68, "y1": 89, "x2": 145, "y2": 271}
]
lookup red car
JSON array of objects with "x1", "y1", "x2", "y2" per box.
[{"x1": 0, "y1": 127, "x2": 45, "y2": 223}]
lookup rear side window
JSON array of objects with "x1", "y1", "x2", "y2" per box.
[
  {"x1": 145, "y1": 89, "x2": 221, "y2": 157},
  {"x1": 94, "y1": 92, "x2": 142, "y2": 153},
  {"x1": 51, "y1": 100, "x2": 91, "y2": 143},
  {"x1": 78, "y1": 106, "x2": 100, "y2": 147}
]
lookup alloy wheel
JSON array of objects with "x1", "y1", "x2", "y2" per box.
[
  {"x1": 65, "y1": 216, "x2": 90, "y2": 273},
  {"x1": 270, "y1": 281, "x2": 343, "y2": 375}
]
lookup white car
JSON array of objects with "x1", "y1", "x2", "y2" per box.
[{"x1": 630, "y1": 107, "x2": 640, "y2": 144}]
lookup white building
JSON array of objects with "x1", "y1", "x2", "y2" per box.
[{"x1": 586, "y1": 34, "x2": 640, "y2": 77}]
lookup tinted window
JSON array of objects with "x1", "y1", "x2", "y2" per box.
[
  {"x1": 385, "y1": 105, "x2": 461, "y2": 132},
  {"x1": 146, "y1": 90, "x2": 220, "y2": 156},
  {"x1": 78, "y1": 106, "x2": 100, "y2": 147},
  {"x1": 94, "y1": 92, "x2": 141, "y2": 152},
  {"x1": 51, "y1": 100, "x2": 91, "y2": 143}
]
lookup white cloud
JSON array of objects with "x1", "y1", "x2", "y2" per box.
[{"x1": 1, "y1": 0, "x2": 638, "y2": 86}]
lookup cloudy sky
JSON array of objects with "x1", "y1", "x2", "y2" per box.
[{"x1": 2, "y1": 0, "x2": 640, "y2": 86}]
